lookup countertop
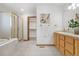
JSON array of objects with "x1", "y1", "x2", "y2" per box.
[{"x1": 55, "y1": 32, "x2": 79, "y2": 39}]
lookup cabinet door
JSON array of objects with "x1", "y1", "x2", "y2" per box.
[
  {"x1": 65, "y1": 42, "x2": 74, "y2": 55},
  {"x1": 60, "y1": 35, "x2": 64, "y2": 47},
  {"x1": 60, "y1": 39, "x2": 64, "y2": 48},
  {"x1": 60, "y1": 46, "x2": 64, "y2": 55},
  {"x1": 59, "y1": 35, "x2": 65, "y2": 54},
  {"x1": 65, "y1": 36, "x2": 75, "y2": 55},
  {"x1": 65, "y1": 50, "x2": 72, "y2": 56},
  {"x1": 60, "y1": 35, "x2": 64, "y2": 40},
  {"x1": 75, "y1": 39, "x2": 79, "y2": 55}
]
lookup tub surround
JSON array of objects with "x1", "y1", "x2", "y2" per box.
[{"x1": 54, "y1": 32, "x2": 79, "y2": 56}]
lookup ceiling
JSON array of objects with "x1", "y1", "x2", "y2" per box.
[
  {"x1": 2, "y1": 3, "x2": 37, "y2": 15},
  {"x1": 1, "y1": 3, "x2": 66, "y2": 15}
]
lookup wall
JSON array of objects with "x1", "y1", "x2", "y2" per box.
[
  {"x1": 37, "y1": 4, "x2": 64, "y2": 44},
  {"x1": 63, "y1": 4, "x2": 76, "y2": 33},
  {"x1": 0, "y1": 4, "x2": 18, "y2": 39},
  {"x1": 0, "y1": 13, "x2": 11, "y2": 39},
  {"x1": 0, "y1": 4, "x2": 10, "y2": 12}
]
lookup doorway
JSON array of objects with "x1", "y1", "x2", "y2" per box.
[{"x1": 27, "y1": 16, "x2": 37, "y2": 41}]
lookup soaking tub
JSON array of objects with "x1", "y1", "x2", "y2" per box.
[
  {"x1": 0, "y1": 38, "x2": 17, "y2": 47},
  {"x1": 0, "y1": 38, "x2": 18, "y2": 55}
]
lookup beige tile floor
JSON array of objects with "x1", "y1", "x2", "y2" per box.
[{"x1": 0, "y1": 39, "x2": 62, "y2": 56}]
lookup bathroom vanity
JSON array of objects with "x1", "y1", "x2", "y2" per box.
[{"x1": 54, "y1": 32, "x2": 79, "y2": 56}]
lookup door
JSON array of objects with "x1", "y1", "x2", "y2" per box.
[{"x1": 27, "y1": 16, "x2": 36, "y2": 40}]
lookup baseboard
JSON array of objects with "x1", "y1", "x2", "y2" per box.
[{"x1": 36, "y1": 44, "x2": 55, "y2": 46}]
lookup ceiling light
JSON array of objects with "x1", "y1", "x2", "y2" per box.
[
  {"x1": 68, "y1": 6, "x2": 72, "y2": 10},
  {"x1": 21, "y1": 8, "x2": 24, "y2": 11}
]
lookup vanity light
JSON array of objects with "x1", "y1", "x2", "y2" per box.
[{"x1": 68, "y1": 3, "x2": 76, "y2": 10}]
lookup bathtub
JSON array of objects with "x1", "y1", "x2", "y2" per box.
[
  {"x1": 0, "y1": 38, "x2": 17, "y2": 47},
  {"x1": 0, "y1": 38, "x2": 18, "y2": 55}
]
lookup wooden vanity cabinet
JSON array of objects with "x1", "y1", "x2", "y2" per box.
[{"x1": 54, "y1": 32, "x2": 79, "y2": 56}]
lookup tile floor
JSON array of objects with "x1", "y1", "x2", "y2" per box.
[{"x1": 0, "y1": 39, "x2": 62, "y2": 56}]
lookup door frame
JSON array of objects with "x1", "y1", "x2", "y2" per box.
[
  {"x1": 11, "y1": 13, "x2": 18, "y2": 38},
  {"x1": 27, "y1": 16, "x2": 36, "y2": 40}
]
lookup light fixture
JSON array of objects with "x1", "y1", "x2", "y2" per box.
[
  {"x1": 68, "y1": 5, "x2": 72, "y2": 10},
  {"x1": 21, "y1": 8, "x2": 24, "y2": 11},
  {"x1": 68, "y1": 3, "x2": 76, "y2": 10}
]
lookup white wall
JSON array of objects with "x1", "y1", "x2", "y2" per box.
[
  {"x1": 0, "y1": 4, "x2": 10, "y2": 12},
  {"x1": 63, "y1": 4, "x2": 76, "y2": 33},
  {"x1": 0, "y1": 13, "x2": 11, "y2": 39},
  {"x1": 37, "y1": 4, "x2": 64, "y2": 44},
  {"x1": 0, "y1": 4, "x2": 18, "y2": 39}
]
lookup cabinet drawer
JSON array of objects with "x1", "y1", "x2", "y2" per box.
[
  {"x1": 60, "y1": 39, "x2": 64, "y2": 47},
  {"x1": 75, "y1": 39, "x2": 79, "y2": 47},
  {"x1": 65, "y1": 36, "x2": 74, "y2": 45},
  {"x1": 65, "y1": 42, "x2": 74, "y2": 55},
  {"x1": 60, "y1": 35, "x2": 64, "y2": 40},
  {"x1": 65, "y1": 50, "x2": 72, "y2": 56},
  {"x1": 60, "y1": 46, "x2": 64, "y2": 54}
]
